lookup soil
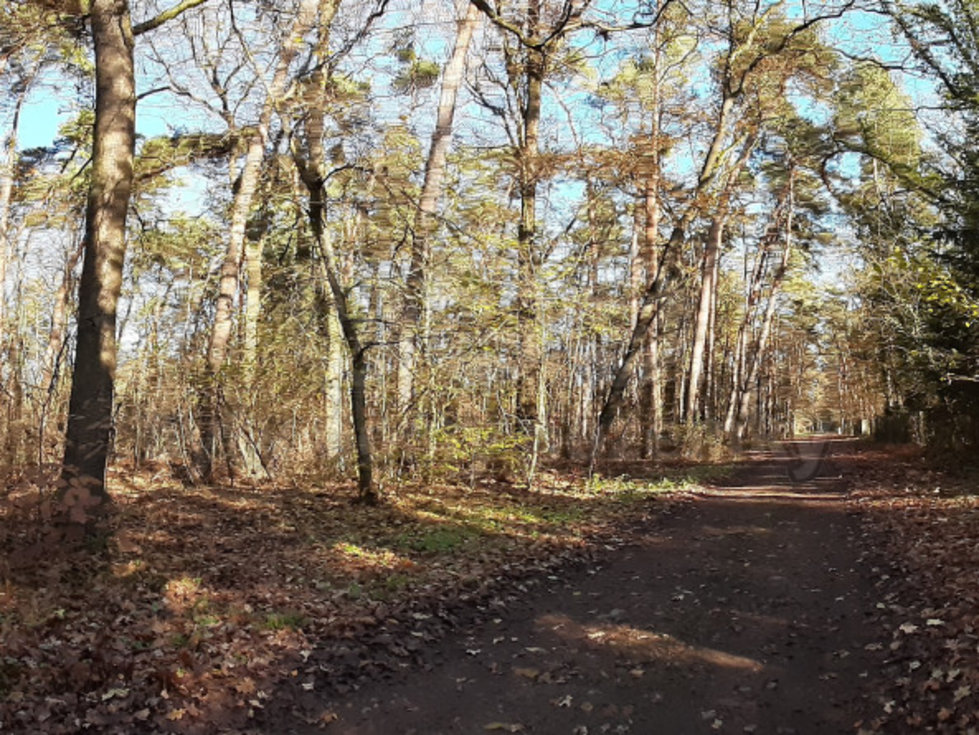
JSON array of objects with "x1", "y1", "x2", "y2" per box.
[{"x1": 281, "y1": 439, "x2": 884, "y2": 734}]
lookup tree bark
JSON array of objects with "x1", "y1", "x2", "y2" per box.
[
  {"x1": 514, "y1": 1, "x2": 545, "y2": 450},
  {"x1": 0, "y1": 86, "x2": 25, "y2": 359},
  {"x1": 723, "y1": 187, "x2": 783, "y2": 436},
  {"x1": 307, "y1": 203, "x2": 375, "y2": 501},
  {"x1": 198, "y1": 131, "x2": 265, "y2": 480},
  {"x1": 703, "y1": 243, "x2": 720, "y2": 420},
  {"x1": 323, "y1": 298, "x2": 344, "y2": 459},
  {"x1": 640, "y1": 170, "x2": 662, "y2": 458},
  {"x1": 61, "y1": 0, "x2": 136, "y2": 508}
]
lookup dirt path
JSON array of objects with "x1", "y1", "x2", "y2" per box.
[{"x1": 304, "y1": 440, "x2": 882, "y2": 734}]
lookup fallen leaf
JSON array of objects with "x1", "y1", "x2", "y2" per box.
[{"x1": 512, "y1": 667, "x2": 540, "y2": 680}]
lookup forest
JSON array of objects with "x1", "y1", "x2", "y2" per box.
[{"x1": 3, "y1": 0, "x2": 979, "y2": 733}]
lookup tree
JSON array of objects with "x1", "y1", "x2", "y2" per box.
[
  {"x1": 60, "y1": 0, "x2": 207, "y2": 517},
  {"x1": 287, "y1": 0, "x2": 393, "y2": 503},
  {"x1": 872, "y1": 1, "x2": 979, "y2": 447}
]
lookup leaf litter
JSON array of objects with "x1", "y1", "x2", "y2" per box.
[
  {"x1": 846, "y1": 444, "x2": 979, "y2": 733},
  {"x1": 0, "y1": 467, "x2": 690, "y2": 733}
]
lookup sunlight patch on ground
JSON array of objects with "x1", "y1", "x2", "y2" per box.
[
  {"x1": 537, "y1": 613, "x2": 764, "y2": 672},
  {"x1": 330, "y1": 540, "x2": 416, "y2": 573},
  {"x1": 697, "y1": 486, "x2": 846, "y2": 501}
]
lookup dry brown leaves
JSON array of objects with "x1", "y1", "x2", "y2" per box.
[
  {"x1": 847, "y1": 445, "x2": 979, "y2": 734},
  {"x1": 0, "y1": 467, "x2": 688, "y2": 734}
]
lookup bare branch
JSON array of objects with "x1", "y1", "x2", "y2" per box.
[{"x1": 133, "y1": 0, "x2": 209, "y2": 35}]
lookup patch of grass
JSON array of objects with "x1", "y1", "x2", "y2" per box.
[
  {"x1": 674, "y1": 463, "x2": 735, "y2": 484},
  {"x1": 193, "y1": 613, "x2": 221, "y2": 628},
  {"x1": 369, "y1": 572, "x2": 414, "y2": 601},
  {"x1": 170, "y1": 632, "x2": 190, "y2": 648},
  {"x1": 585, "y1": 472, "x2": 702, "y2": 504},
  {"x1": 536, "y1": 506, "x2": 587, "y2": 524},
  {"x1": 391, "y1": 524, "x2": 479, "y2": 553},
  {"x1": 262, "y1": 610, "x2": 308, "y2": 631}
]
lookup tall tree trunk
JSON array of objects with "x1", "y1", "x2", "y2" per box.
[
  {"x1": 398, "y1": 1, "x2": 480, "y2": 422},
  {"x1": 514, "y1": 1, "x2": 545, "y2": 458},
  {"x1": 641, "y1": 314, "x2": 663, "y2": 458},
  {"x1": 724, "y1": 190, "x2": 782, "y2": 436},
  {"x1": 703, "y1": 245, "x2": 720, "y2": 420},
  {"x1": 640, "y1": 169, "x2": 662, "y2": 458},
  {"x1": 243, "y1": 236, "x2": 262, "y2": 385},
  {"x1": 291, "y1": 0, "x2": 376, "y2": 502},
  {"x1": 0, "y1": 92, "x2": 23, "y2": 362},
  {"x1": 323, "y1": 299, "x2": 344, "y2": 459},
  {"x1": 306, "y1": 201, "x2": 374, "y2": 501},
  {"x1": 238, "y1": 231, "x2": 267, "y2": 477},
  {"x1": 0, "y1": 87, "x2": 25, "y2": 464},
  {"x1": 61, "y1": 0, "x2": 136, "y2": 509},
  {"x1": 198, "y1": 132, "x2": 265, "y2": 480}
]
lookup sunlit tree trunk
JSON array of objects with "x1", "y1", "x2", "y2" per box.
[
  {"x1": 238, "y1": 230, "x2": 267, "y2": 477},
  {"x1": 724, "y1": 193, "x2": 779, "y2": 436},
  {"x1": 199, "y1": 132, "x2": 265, "y2": 479},
  {"x1": 514, "y1": 0, "x2": 545, "y2": 462},
  {"x1": 0, "y1": 88, "x2": 25, "y2": 466},
  {"x1": 592, "y1": 89, "x2": 739, "y2": 467},
  {"x1": 243, "y1": 235, "x2": 262, "y2": 386},
  {"x1": 640, "y1": 171, "x2": 662, "y2": 458},
  {"x1": 0, "y1": 95, "x2": 21, "y2": 361},
  {"x1": 38, "y1": 241, "x2": 83, "y2": 464},
  {"x1": 323, "y1": 301, "x2": 344, "y2": 459},
  {"x1": 704, "y1": 248, "x2": 720, "y2": 420},
  {"x1": 61, "y1": 0, "x2": 136, "y2": 508}
]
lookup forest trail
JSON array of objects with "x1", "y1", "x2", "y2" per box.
[{"x1": 305, "y1": 439, "x2": 881, "y2": 734}]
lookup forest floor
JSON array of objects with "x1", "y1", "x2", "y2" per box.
[{"x1": 2, "y1": 439, "x2": 979, "y2": 733}]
